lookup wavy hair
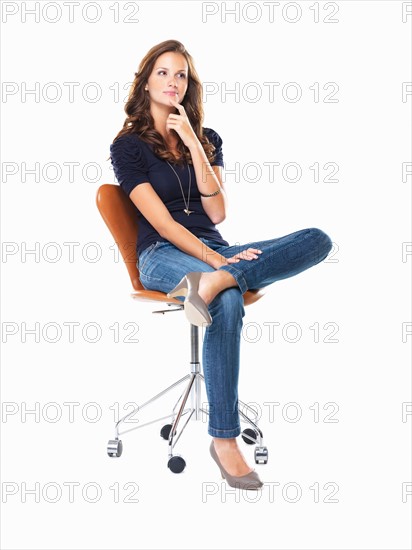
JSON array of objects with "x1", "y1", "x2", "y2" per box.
[{"x1": 109, "y1": 39, "x2": 217, "y2": 166}]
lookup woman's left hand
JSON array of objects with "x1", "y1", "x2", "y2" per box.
[
  {"x1": 166, "y1": 98, "x2": 198, "y2": 149},
  {"x1": 225, "y1": 248, "x2": 263, "y2": 264}
]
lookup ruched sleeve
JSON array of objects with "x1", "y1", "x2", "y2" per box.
[
  {"x1": 109, "y1": 134, "x2": 150, "y2": 196},
  {"x1": 204, "y1": 127, "x2": 224, "y2": 167}
]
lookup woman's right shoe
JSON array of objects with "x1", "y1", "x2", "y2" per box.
[
  {"x1": 209, "y1": 440, "x2": 263, "y2": 490},
  {"x1": 167, "y1": 272, "x2": 213, "y2": 327}
]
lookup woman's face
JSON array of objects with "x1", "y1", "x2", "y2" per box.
[{"x1": 146, "y1": 51, "x2": 189, "y2": 108}]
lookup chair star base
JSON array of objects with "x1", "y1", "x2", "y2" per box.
[{"x1": 107, "y1": 323, "x2": 269, "y2": 473}]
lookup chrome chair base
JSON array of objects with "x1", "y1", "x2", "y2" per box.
[{"x1": 107, "y1": 312, "x2": 269, "y2": 473}]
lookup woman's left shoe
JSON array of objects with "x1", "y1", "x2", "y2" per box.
[
  {"x1": 167, "y1": 272, "x2": 213, "y2": 327},
  {"x1": 209, "y1": 440, "x2": 263, "y2": 490}
]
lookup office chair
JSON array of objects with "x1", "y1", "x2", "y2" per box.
[{"x1": 96, "y1": 184, "x2": 269, "y2": 473}]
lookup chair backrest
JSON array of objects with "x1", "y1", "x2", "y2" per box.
[{"x1": 96, "y1": 184, "x2": 143, "y2": 291}]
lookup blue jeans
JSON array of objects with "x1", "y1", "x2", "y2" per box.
[{"x1": 138, "y1": 227, "x2": 333, "y2": 438}]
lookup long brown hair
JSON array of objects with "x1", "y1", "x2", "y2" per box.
[{"x1": 109, "y1": 39, "x2": 217, "y2": 166}]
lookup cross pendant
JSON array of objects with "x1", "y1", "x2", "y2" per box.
[{"x1": 184, "y1": 209, "x2": 194, "y2": 215}]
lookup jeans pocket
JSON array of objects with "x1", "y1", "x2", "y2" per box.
[{"x1": 138, "y1": 241, "x2": 160, "y2": 274}]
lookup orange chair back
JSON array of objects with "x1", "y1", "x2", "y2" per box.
[{"x1": 96, "y1": 184, "x2": 143, "y2": 291}]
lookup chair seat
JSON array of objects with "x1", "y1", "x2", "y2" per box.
[{"x1": 131, "y1": 288, "x2": 265, "y2": 307}]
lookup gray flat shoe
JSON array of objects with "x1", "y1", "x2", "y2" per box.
[
  {"x1": 209, "y1": 440, "x2": 263, "y2": 490},
  {"x1": 167, "y1": 272, "x2": 212, "y2": 327}
]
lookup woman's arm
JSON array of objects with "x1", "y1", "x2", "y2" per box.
[
  {"x1": 165, "y1": 99, "x2": 226, "y2": 225},
  {"x1": 130, "y1": 182, "x2": 229, "y2": 269},
  {"x1": 187, "y1": 142, "x2": 227, "y2": 225}
]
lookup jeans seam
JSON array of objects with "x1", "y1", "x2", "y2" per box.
[{"x1": 218, "y1": 265, "x2": 248, "y2": 294}]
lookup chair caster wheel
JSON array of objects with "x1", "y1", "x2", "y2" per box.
[
  {"x1": 107, "y1": 439, "x2": 123, "y2": 457},
  {"x1": 160, "y1": 424, "x2": 177, "y2": 440},
  {"x1": 167, "y1": 455, "x2": 186, "y2": 473},
  {"x1": 241, "y1": 428, "x2": 258, "y2": 445},
  {"x1": 255, "y1": 446, "x2": 268, "y2": 464}
]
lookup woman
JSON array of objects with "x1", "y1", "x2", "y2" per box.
[{"x1": 109, "y1": 39, "x2": 333, "y2": 490}]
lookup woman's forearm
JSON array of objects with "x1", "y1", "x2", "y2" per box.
[
  {"x1": 188, "y1": 139, "x2": 227, "y2": 224},
  {"x1": 160, "y1": 220, "x2": 228, "y2": 269}
]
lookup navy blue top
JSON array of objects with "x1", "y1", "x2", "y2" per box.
[{"x1": 109, "y1": 127, "x2": 229, "y2": 257}]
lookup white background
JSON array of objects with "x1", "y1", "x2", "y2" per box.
[{"x1": 1, "y1": 1, "x2": 411, "y2": 549}]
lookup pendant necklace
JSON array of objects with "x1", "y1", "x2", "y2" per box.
[{"x1": 166, "y1": 160, "x2": 195, "y2": 215}]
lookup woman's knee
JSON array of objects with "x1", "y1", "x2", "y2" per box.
[
  {"x1": 209, "y1": 287, "x2": 245, "y2": 326},
  {"x1": 307, "y1": 227, "x2": 333, "y2": 262}
]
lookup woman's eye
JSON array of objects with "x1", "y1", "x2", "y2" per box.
[{"x1": 157, "y1": 71, "x2": 186, "y2": 78}]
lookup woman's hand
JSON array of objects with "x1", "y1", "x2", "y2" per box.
[
  {"x1": 166, "y1": 98, "x2": 198, "y2": 148},
  {"x1": 224, "y1": 248, "x2": 263, "y2": 264}
]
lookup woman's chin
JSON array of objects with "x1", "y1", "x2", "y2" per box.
[{"x1": 154, "y1": 96, "x2": 179, "y2": 109}]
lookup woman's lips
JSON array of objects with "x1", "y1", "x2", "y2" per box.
[{"x1": 164, "y1": 91, "x2": 178, "y2": 96}]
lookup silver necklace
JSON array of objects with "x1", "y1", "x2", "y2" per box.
[{"x1": 166, "y1": 160, "x2": 194, "y2": 215}]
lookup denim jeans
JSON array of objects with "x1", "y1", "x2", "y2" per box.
[{"x1": 137, "y1": 227, "x2": 333, "y2": 438}]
